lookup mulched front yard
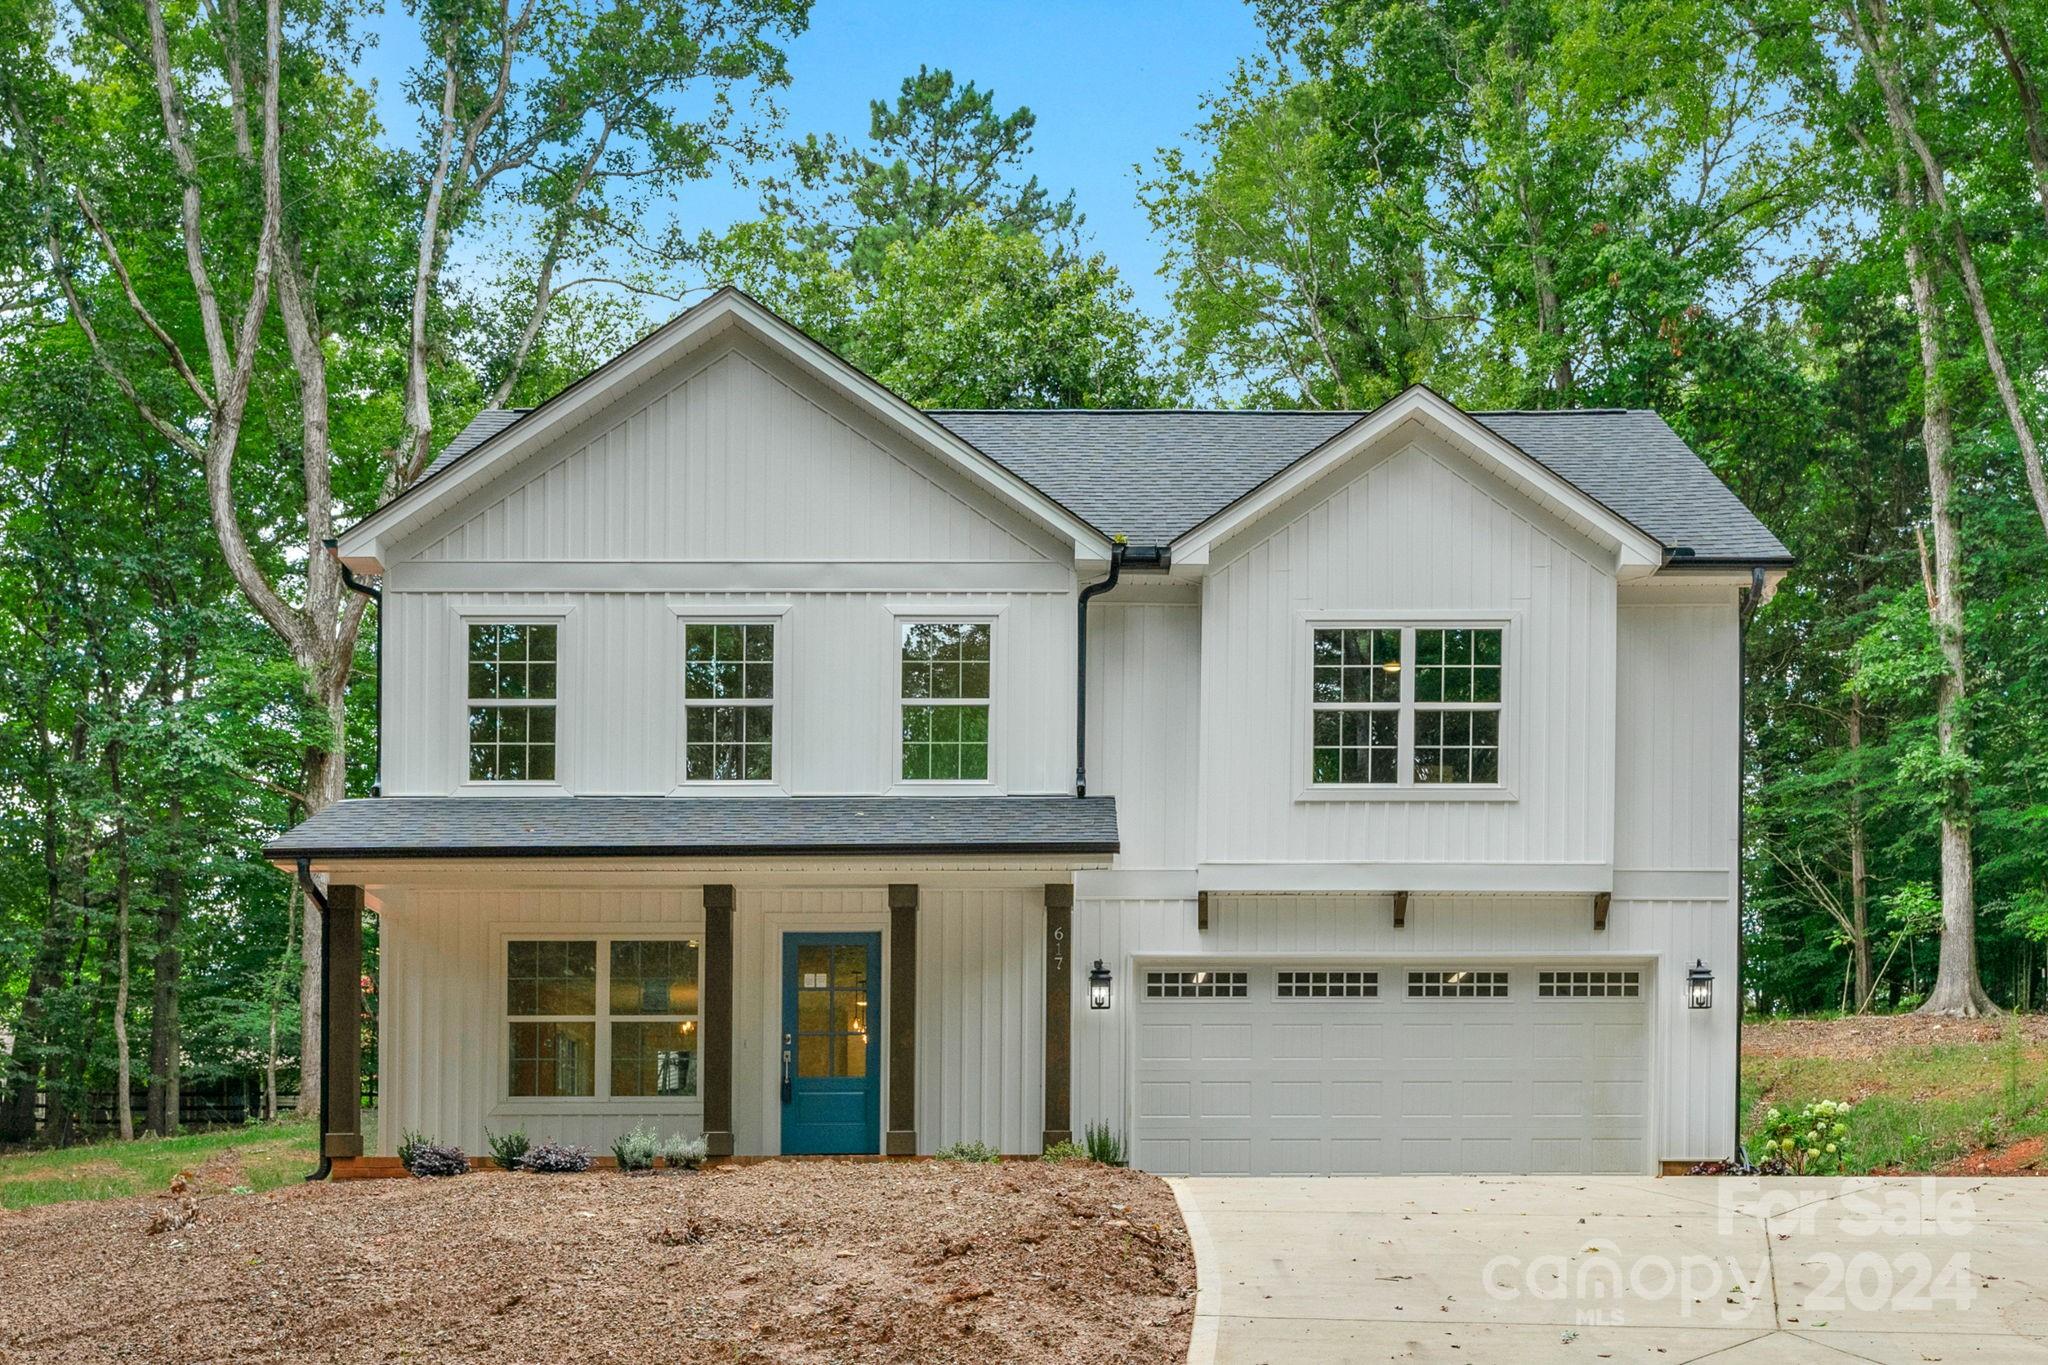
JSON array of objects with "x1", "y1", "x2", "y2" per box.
[{"x1": 0, "y1": 1159, "x2": 1194, "y2": 1364}]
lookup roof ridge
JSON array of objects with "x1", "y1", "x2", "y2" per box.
[{"x1": 926, "y1": 406, "x2": 1642, "y2": 417}]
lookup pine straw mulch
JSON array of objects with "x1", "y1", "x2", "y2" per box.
[
  {"x1": 1742, "y1": 1013, "x2": 2048, "y2": 1061},
  {"x1": 0, "y1": 1159, "x2": 1194, "y2": 1364}
]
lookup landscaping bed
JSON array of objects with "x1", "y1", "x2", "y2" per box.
[{"x1": 0, "y1": 1158, "x2": 1194, "y2": 1364}]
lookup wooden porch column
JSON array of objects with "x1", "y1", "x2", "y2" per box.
[
  {"x1": 886, "y1": 884, "x2": 918, "y2": 1155},
  {"x1": 320, "y1": 883, "x2": 365, "y2": 1161},
  {"x1": 1043, "y1": 882, "x2": 1074, "y2": 1150},
  {"x1": 701, "y1": 884, "x2": 735, "y2": 1157}
]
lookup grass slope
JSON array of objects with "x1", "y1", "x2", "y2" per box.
[
  {"x1": 0, "y1": 1119, "x2": 321, "y2": 1210},
  {"x1": 1742, "y1": 1017, "x2": 2048, "y2": 1172}
]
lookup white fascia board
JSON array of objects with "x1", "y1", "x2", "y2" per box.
[
  {"x1": 337, "y1": 289, "x2": 1114, "y2": 573},
  {"x1": 1168, "y1": 387, "x2": 1667, "y2": 575}
]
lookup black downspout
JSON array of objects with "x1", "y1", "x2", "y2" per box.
[
  {"x1": 324, "y1": 539, "x2": 383, "y2": 797},
  {"x1": 1074, "y1": 544, "x2": 1125, "y2": 797},
  {"x1": 1734, "y1": 565, "x2": 1764, "y2": 1164},
  {"x1": 296, "y1": 856, "x2": 334, "y2": 1182}
]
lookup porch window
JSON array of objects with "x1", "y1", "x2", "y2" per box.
[
  {"x1": 506, "y1": 937, "x2": 699, "y2": 1101},
  {"x1": 1309, "y1": 624, "x2": 1504, "y2": 788},
  {"x1": 899, "y1": 621, "x2": 991, "y2": 781},
  {"x1": 683, "y1": 622, "x2": 775, "y2": 782},
  {"x1": 467, "y1": 623, "x2": 557, "y2": 782}
]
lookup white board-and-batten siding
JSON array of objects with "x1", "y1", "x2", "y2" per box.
[
  {"x1": 378, "y1": 886, "x2": 1047, "y2": 1159},
  {"x1": 1196, "y1": 436, "x2": 1617, "y2": 874}
]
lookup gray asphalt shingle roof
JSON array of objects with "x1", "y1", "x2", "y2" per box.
[
  {"x1": 265, "y1": 796, "x2": 1120, "y2": 859},
  {"x1": 929, "y1": 408, "x2": 1791, "y2": 561},
  {"x1": 422, "y1": 399, "x2": 1789, "y2": 564}
]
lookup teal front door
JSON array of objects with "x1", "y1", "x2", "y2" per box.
[{"x1": 780, "y1": 932, "x2": 881, "y2": 1155}]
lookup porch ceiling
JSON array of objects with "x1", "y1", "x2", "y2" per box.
[{"x1": 264, "y1": 795, "x2": 1119, "y2": 863}]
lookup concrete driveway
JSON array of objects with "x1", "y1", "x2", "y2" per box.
[{"x1": 1171, "y1": 1176, "x2": 2048, "y2": 1363}]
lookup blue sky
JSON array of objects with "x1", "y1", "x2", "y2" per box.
[{"x1": 356, "y1": 0, "x2": 1268, "y2": 319}]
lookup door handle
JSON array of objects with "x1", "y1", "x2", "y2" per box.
[{"x1": 781, "y1": 1032, "x2": 793, "y2": 1104}]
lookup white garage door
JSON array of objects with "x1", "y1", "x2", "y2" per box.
[{"x1": 1131, "y1": 962, "x2": 1650, "y2": 1175}]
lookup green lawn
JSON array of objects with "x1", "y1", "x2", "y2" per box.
[
  {"x1": 0, "y1": 1113, "x2": 379, "y2": 1211},
  {"x1": 1742, "y1": 1020, "x2": 2048, "y2": 1172}
]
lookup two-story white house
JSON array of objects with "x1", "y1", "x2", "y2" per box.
[{"x1": 269, "y1": 289, "x2": 1790, "y2": 1177}]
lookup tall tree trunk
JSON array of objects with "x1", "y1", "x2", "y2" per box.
[
  {"x1": 1895, "y1": 190, "x2": 1997, "y2": 1016},
  {"x1": 1, "y1": 701, "x2": 72, "y2": 1142},
  {"x1": 1847, "y1": 693, "x2": 1874, "y2": 1011},
  {"x1": 108, "y1": 741, "x2": 134, "y2": 1142},
  {"x1": 1849, "y1": 0, "x2": 2048, "y2": 541},
  {"x1": 147, "y1": 791, "x2": 185, "y2": 1136}
]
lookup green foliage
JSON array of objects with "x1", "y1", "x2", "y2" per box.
[
  {"x1": 611, "y1": 1124, "x2": 661, "y2": 1172},
  {"x1": 1755, "y1": 1100, "x2": 1856, "y2": 1174},
  {"x1": 934, "y1": 1140, "x2": 1002, "y2": 1163},
  {"x1": 661, "y1": 1133, "x2": 709, "y2": 1169},
  {"x1": 1081, "y1": 1122, "x2": 1127, "y2": 1167},
  {"x1": 485, "y1": 1128, "x2": 530, "y2": 1170},
  {"x1": 694, "y1": 69, "x2": 1172, "y2": 410},
  {"x1": 1745, "y1": 1029, "x2": 2048, "y2": 1171},
  {"x1": 1040, "y1": 1140, "x2": 1088, "y2": 1162}
]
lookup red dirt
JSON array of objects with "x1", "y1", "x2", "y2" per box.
[
  {"x1": 0, "y1": 1159, "x2": 1194, "y2": 1363},
  {"x1": 1937, "y1": 1135, "x2": 2048, "y2": 1177}
]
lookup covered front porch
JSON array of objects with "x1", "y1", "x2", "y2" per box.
[{"x1": 263, "y1": 796, "x2": 1117, "y2": 1169}]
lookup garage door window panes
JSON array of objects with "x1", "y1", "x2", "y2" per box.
[
  {"x1": 1145, "y1": 970, "x2": 1248, "y2": 998},
  {"x1": 1538, "y1": 969, "x2": 1640, "y2": 998},
  {"x1": 1407, "y1": 969, "x2": 1509, "y2": 998},
  {"x1": 1277, "y1": 970, "x2": 1378, "y2": 998}
]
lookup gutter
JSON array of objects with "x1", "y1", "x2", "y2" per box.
[
  {"x1": 324, "y1": 539, "x2": 383, "y2": 797},
  {"x1": 1074, "y1": 544, "x2": 1127, "y2": 796},
  {"x1": 294, "y1": 857, "x2": 334, "y2": 1182}
]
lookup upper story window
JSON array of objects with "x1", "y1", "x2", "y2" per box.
[
  {"x1": 683, "y1": 622, "x2": 775, "y2": 782},
  {"x1": 900, "y1": 621, "x2": 991, "y2": 781},
  {"x1": 1310, "y1": 624, "x2": 1503, "y2": 788},
  {"x1": 467, "y1": 623, "x2": 557, "y2": 782}
]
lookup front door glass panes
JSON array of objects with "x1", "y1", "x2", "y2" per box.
[{"x1": 792, "y1": 943, "x2": 869, "y2": 1078}]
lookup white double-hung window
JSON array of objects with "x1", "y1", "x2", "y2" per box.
[
  {"x1": 683, "y1": 621, "x2": 776, "y2": 782},
  {"x1": 467, "y1": 622, "x2": 558, "y2": 782},
  {"x1": 899, "y1": 620, "x2": 992, "y2": 782},
  {"x1": 1310, "y1": 624, "x2": 1505, "y2": 789}
]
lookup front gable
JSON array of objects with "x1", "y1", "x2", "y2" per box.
[
  {"x1": 397, "y1": 339, "x2": 1065, "y2": 568},
  {"x1": 339, "y1": 289, "x2": 1111, "y2": 574},
  {"x1": 1170, "y1": 388, "x2": 1666, "y2": 577}
]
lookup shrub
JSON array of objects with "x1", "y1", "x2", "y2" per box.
[
  {"x1": 1082, "y1": 1121, "x2": 1127, "y2": 1167},
  {"x1": 613, "y1": 1124, "x2": 661, "y2": 1172},
  {"x1": 401, "y1": 1138, "x2": 470, "y2": 1178},
  {"x1": 935, "y1": 1139, "x2": 1002, "y2": 1163},
  {"x1": 663, "y1": 1133, "x2": 709, "y2": 1170},
  {"x1": 1041, "y1": 1140, "x2": 1088, "y2": 1162},
  {"x1": 1755, "y1": 1099, "x2": 1854, "y2": 1175},
  {"x1": 518, "y1": 1140, "x2": 594, "y2": 1174},
  {"x1": 485, "y1": 1127, "x2": 530, "y2": 1170},
  {"x1": 396, "y1": 1129, "x2": 429, "y2": 1169}
]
